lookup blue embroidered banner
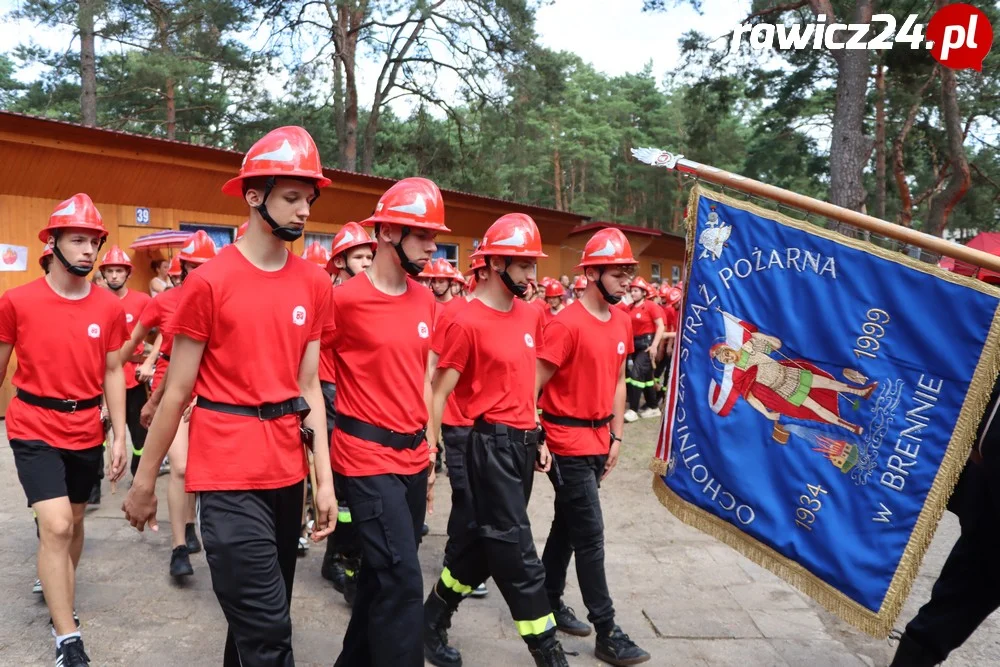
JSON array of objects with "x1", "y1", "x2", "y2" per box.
[{"x1": 653, "y1": 186, "x2": 1000, "y2": 636}]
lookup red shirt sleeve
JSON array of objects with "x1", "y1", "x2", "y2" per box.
[
  {"x1": 437, "y1": 320, "x2": 472, "y2": 374},
  {"x1": 170, "y1": 274, "x2": 214, "y2": 342},
  {"x1": 0, "y1": 292, "x2": 15, "y2": 344},
  {"x1": 138, "y1": 295, "x2": 160, "y2": 329},
  {"x1": 534, "y1": 306, "x2": 544, "y2": 355},
  {"x1": 107, "y1": 303, "x2": 129, "y2": 352},
  {"x1": 311, "y1": 280, "x2": 333, "y2": 342},
  {"x1": 538, "y1": 319, "x2": 572, "y2": 369}
]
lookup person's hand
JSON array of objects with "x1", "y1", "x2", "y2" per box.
[
  {"x1": 766, "y1": 410, "x2": 781, "y2": 421},
  {"x1": 139, "y1": 398, "x2": 157, "y2": 429},
  {"x1": 601, "y1": 440, "x2": 621, "y2": 481},
  {"x1": 310, "y1": 482, "x2": 337, "y2": 542},
  {"x1": 535, "y1": 444, "x2": 552, "y2": 473},
  {"x1": 426, "y1": 457, "x2": 436, "y2": 515},
  {"x1": 137, "y1": 363, "x2": 154, "y2": 383},
  {"x1": 109, "y1": 435, "x2": 127, "y2": 482},
  {"x1": 182, "y1": 397, "x2": 196, "y2": 423},
  {"x1": 122, "y1": 480, "x2": 158, "y2": 532}
]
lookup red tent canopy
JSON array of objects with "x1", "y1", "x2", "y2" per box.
[{"x1": 939, "y1": 232, "x2": 1000, "y2": 283}]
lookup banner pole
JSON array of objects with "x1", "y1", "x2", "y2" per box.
[{"x1": 632, "y1": 148, "x2": 1000, "y2": 274}]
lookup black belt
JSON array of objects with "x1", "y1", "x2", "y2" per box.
[
  {"x1": 541, "y1": 411, "x2": 613, "y2": 429},
  {"x1": 335, "y1": 414, "x2": 425, "y2": 450},
  {"x1": 196, "y1": 396, "x2": 310, "y2": 421},
  {"x1": 473, "y1": 417, "x2": 540, "y2": 445},
  {"x1": 16, "y1": 389, "x2": 102, "y2": 414},
  {"x1": 633, "y1": 333, "x2": 653, "y2": 351},
  {"x1": 159, "y1": 352, "x2": 171, "y2": 361}
]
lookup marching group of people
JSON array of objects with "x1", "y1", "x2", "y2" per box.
[{"x1": 0, "y1": 125, "x2": 682, "y2": 667}]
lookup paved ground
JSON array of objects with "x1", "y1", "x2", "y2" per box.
[{"x1": 0, "y1": 417, "x2": 996, "y2": 666}]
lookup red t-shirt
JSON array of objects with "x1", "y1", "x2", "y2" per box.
[
  {"x1": 319, "y1": 284, "x2": 337, "y2": 385},
  {"x1": 437, "y1": 298, "x2": 542, "y2": 430},
  {"x1": 627, "y1": 299, "x2": 661, "y2": 337},
  {"x1": 330, "y1": 274, "x2": 435, "y2": 477},
  {"x1": 538, "y1": 301, "x2": 633, "y2": 456},
  {"x1": 118, "y1": 288, "x2": 152, "y2": 389},
  {"x1": 169, "y1": 245, "x2": 332, "y2": 491},
  {"x1": 541, "y1": 305, "x2": 565, "y2": 329},
  {"x1": 431, "y1": 297, "x2": 473, "y2": 428},
  {"x1": 661, "y1": 305, "x2": 679, "y2": 333},
  {"x1": 0, "y1": 278, "x2": 128, "y2": 450},
  {"x1": 139, "y1": 286, "x2": 185, "y2": 392}
]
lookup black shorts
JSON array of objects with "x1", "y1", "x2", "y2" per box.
[{"x1": 10, "y1": 439, "x2": 104, "y2": 506}]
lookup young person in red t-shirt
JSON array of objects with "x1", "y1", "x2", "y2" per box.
[
  {"x1": 536, "y1": 228, "x2": 651, "y2": 666},
  {"x1": 122, "y1": 232, "x2": 217, "y2": 577},
  {"x1": 421, "y1": 257, "x2": 456, "y2": 305},
  {"x1": 98, "y1": 246, "x2": 152, "y2": 482},
  {"x1": 318, "y1": 221, "x2": 376, "y2": 603},
  {"x1": 328, "y1": 177, "x2": 445, "y2": 667},
  {"x1": 0, "y1": 194, "x2": 129, "y2": 667},
  {"x1": 541, "y1": 280, "x2": 566, "y2": 327},
  {"x1": 571, "y1": 274, "x2": 587, "y2": 302},
  {"x1": 122, "y1": 127, "x2": 337, "y2": 667},
  {"x1": 424, "y1": 213, "x2": 570, "y2": 667},
  {"x1": 653, "y1": 284, "x2": 681, "y2": 406},
  {"x1": 623, "y1": 276, "x2": 665, "y2": 423}
]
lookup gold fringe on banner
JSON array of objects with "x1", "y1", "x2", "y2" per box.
[{"x1": 653, "y1": 185, "x2": 1000, "y2": 638}]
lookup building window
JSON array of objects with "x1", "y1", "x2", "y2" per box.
[
  {"x1": 671, "y1": 265, "x2": 681, "y2": 284},
  {"x1": 433, "y1": 243, "x2": 459, "y2": 268},
  {"x1": 180, "y1": 223, "x2": 235, "y2": 249},
  {"x1": 306, "y1": 232, "x2": 334, "y2": 252},
  {"x1": 650, "y1": 263, "x2": 661, "y2": 282}
]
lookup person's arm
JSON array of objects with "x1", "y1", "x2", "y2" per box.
[
  {"x1": 136, "y1": 333, "x2": 162, "y2": 381},
  {"x1": 428, "y1": 366, "x2": 460, "y2": 515},
  {"x1": 298, "y1": 340, "x2": 336, "y2": 540},
  {"x1": 104, "y1": 348, "x2": 128, "y2": 482},
  {"x1": 535, "y1": 358, "x2": 557, "y2": 395},
  {"x1": 0, "y1": 342, "x2": 12, "y2": 386},
  {"x1": 650, "y1": 315, "x2": 665, "y2": 360},
  {"x1": 122, "y1": 334, "x2": 205, "y2": 532},
  {"x1": 603, "y1": 359, "x2": 627, "y2": 481},
  {"x1": 139, "y1": 366, "x2": 167, "y2": 429},
  {"x1": 119, "y1": 321, "x2": 149, "y2": 366}
]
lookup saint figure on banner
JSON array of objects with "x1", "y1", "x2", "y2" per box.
[{"x1": 708, "y1": 313, "x2": 878, "y2": 435}]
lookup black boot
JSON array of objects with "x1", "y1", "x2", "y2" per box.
[
  {"x1": 321, "y1": 547, "x2": 348, "y2": 588},
  {"x1": 528, "y1": 635, "x2": 570, "y2": 667},
  {"x1": 169, "y1": 545, "x2": 193, "y2": 578},
  {"x1": 424, "y1": 590, "x2": 462, "y2": 667},
  {"x1": 889, "y1": 633, "x2": 940, "y2": 667},
  {"x1": 185, "y1": 523, "x2": 201, "y2": 554},
  {"x1": 87, "y1": 482, "x2": 101, "y2": 507},
  {"x1": 595, "y1": 624, "x2": 650, "y2": 666}
]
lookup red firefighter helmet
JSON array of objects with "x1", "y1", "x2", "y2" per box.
[
  {"x1": 467, "y1": 256, "x2": 486, "y2": 273},
  {"x1": 471, "y1": 213, "x2": 547, "y2": 259},
  {"x1": 544, "y1": 281, "x2": 564, "y2": 298},
  {"x1": 418, "y1": 258, "x2": 442, "y2": 279},
  {"x1": 39, "y1": 193, "x2": 108, "y2": 243},
  {"x1": 222, "y1": 126, "x2": 331, "y2": 197},
  {"x1": 167, "y1": 254, "x2": 182, "y2": 277},
  {"x1": 361, "y1": 177, "x2": 450, "y2": 232},
  {"x1": 236, "y1": 220, "x2": 249, "y2": 240},
  {"x1": 98, "y1": 245, "x2": 133, "y2": 270},
  {"x1": 38, "y1": 246, "x2": 53, "y2": 270},
  {"x1": 178, "y1": 230, "x2": 217, "y2": 265},
  {"x1": 658, "y1": 283, "x2": 673, "y2": 299},
  {"x1": 668, "y1": 287, "x2": 682, "y2": 306},
  {"x1": 576, "y1": 228, "x2": 637, "y2": 269},
  {"x1": 572, "y1": 275, "x2": 588, "y2": 290},
  {"x1": 302, "y1": 241, "x2": 331, "y2": 268},
  {"x1": 331, "y1": 222, "x2": 378, "y2": 256},
  {"x1": 541, "y1": 276, "x2": 555, "y2": 287},
  {"x1": 630, "y1": 276, "x2": 651, "y2": 293}
]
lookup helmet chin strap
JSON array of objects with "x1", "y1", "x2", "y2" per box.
[
  {"x1": 338, "y1": 253, "x2": 355, "y2": 278},
  {"x1": 595, "y1": 268, "x2": 622, "y2": 305},
  {"x1": 51, "y1": 232, "x2": 103, "y2": 277},
  {"x1": 494, "y1": 256, "x2": 527, "y2": 298},
  {"x1": 390, "y1": 226, "x2": 423, "y2": 277},
  {"x1": 255, "y1": 176, "x2": 319, "y2": 242}
]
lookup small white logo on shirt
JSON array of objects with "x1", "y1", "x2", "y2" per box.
[
  {"x1": 635, "y1": 312, "x2": 643, "y2": 319},
  {"x1": 87, "y1": 323, "x2": 100, "y2": 339},
  {"x1": 617, "y1": 341, "x2": 626, "y2": 354},
  {"x1": 417, "y1": 322, "x2": 430, "y2": 338},
  {"x1": 524, "y1": 333, "x2": 534, "y2": 348},
  {"x1": 125, "y1": 313, "x2": 134, "y2": 324},
  {"x1": 292, "y1": 306, "x2": 307, "y2": 326}
]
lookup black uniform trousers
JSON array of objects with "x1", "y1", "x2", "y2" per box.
[
  {"x1": 902, "y1": 380, "x2": 1000, "y2": 664},
  {"x1": 441, "y1": 424, "x2": 473, "y2": 567},
  {"x1": 335, "y1": 471, "x2": 427, "y2": 667},
  {"x1": 439, "y1": 427, "x2": 555, "y2": 642},
  {"x1": 626, "y1": 335, "x2": 656, "y2": 411},
  {"x1": 541, "y1": 453, "x2": 615, "y2": 629},
  {"x1": 200, "y1": 481, "x2": 304, "y2": 667},
  {"x1": 126, "y1": 383, "x2": 149, "y2": 476},
  {"x1": 321, "y1": 382, "x2": 360, "y2": 564}
]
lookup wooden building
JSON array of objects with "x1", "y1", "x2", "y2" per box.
[{"x1": 0, "y1": 111, "x2": 684, "y2": 414}]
